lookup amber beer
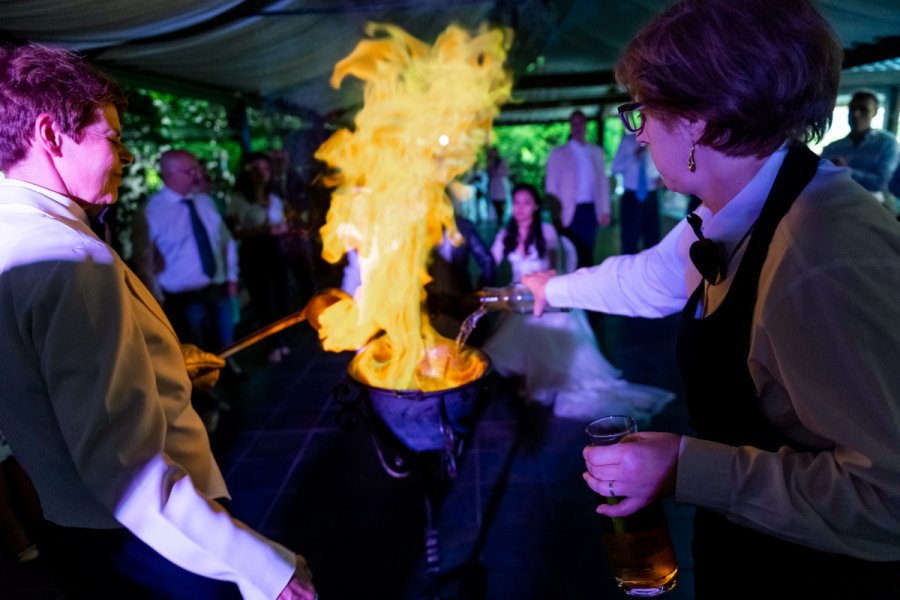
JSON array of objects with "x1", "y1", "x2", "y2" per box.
[{"x1": 586, "y1": 416, "x2": 679, "y2": 596}]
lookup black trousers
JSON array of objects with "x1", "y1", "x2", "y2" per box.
[
  {"x1": 41, "y1": 519, "x2": 242, "y2": 599},
  {"x1": 619, "y1": 189, "x2": 660, "y2": 255}
]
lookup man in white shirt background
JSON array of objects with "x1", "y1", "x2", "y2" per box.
[
  {"x1": 142, "y1": 150, "x2": 239, "y2": 356},
  {"x1": 611, "y1": 132, "x2": 664, "y2": 254},
  {"x1": 140, "y1": 149, "x2": 242, "y2": 430},
  {"x1": 545, "y1": 110, "x2": 611, "y2": 268}
]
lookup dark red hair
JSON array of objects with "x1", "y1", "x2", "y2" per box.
[
  {"x1": 0, "y1": 44, "x2": 127, "y2": 171},
  {"x1": 615, "y1": 0, "x2": 842, "y2": 157}
]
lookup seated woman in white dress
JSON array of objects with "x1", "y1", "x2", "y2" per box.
[{"x1": 481, "y1": 183, "x2": 675, "y2": 425}]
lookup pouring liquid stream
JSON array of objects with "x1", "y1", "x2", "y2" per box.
[{"x1": 440, "y1": 305, "x2": 491, "y2": 380}]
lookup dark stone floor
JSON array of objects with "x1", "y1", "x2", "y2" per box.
[{"x1": 0, "y1": 310, "x2": 695, "y2": 600}]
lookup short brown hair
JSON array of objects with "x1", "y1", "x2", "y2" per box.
[
  {"x1": 615, "y1": 0, "x2": 842, "y2": 157},
  {"x1": 0, "y1": 44, "x2": 127, "y2": 171}
]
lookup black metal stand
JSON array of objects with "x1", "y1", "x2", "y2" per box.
[{"x1": 334, "y1": 378, "x2": 480, "y2": 600}]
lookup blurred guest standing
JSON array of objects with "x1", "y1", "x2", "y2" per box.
[
  {"x1": 229, "y1": 152, "x2": 293, "y2": 363},
  {"x1": 545, "y1": 110, "x2": 611, "y2": 267},
  {"x1": 524, "y1": 2, "x2": 900, "y2": 597},
  {"x1": 611, "y1": 132, "x2": 663, "y2": 254},
  {"x1": 278, "y1": 152, "x2": 319, "y2": 310},
  {"x1": 0, "y1": 432, "x2": 42, "y2": 564},
  {"x1": 0, "y1": 44, "x2": 314, "y2": 599},
  {"x1": 486, "y1": 146, "x2": 511, "y2": 223},
  {"x1": 143, "y1": 150, "x2": 241, "y2": 429},
  {"x1": 483, "y1": 184, "x2": 674, "y2": 423},
  {"x1": 144, "y1": 150, "x2": 239, "y2": 355},
  {"x1": 822, "y1": 90, "x2": 899, "y2": 204}
]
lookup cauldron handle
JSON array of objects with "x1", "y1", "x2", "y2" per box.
[
  {"x1": 370, "y1": 434, "x2": 412, "y2": 479},
  {"x1": 335, "y1": 379, "x2": 413, "y2": 479},
  {"x1": 440, "y1": 397, "x2": 459, "y2": 480}
]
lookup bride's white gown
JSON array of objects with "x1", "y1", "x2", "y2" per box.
[{"x1": 482, "y1": 223, "x2": 675, "y2": 426}]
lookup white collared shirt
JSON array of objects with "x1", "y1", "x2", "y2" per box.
[{"x1": 144, "y1": 186, "x2": 238, "y2": 293}]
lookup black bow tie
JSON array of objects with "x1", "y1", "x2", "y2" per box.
[
  {"x1": 89, "y1": 206, "x2": 110, "y2": 240},
  {"x1": 686, "y1": 212, "x2": 724, "y2": 285}
]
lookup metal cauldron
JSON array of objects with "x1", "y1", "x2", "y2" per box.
[{"x1": 334, "y1": 346, "x2": 491, "y2": 478}]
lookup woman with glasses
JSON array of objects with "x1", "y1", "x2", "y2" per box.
[{"x1": 523, "y1": 0, "x2": 900, "y2": 597}]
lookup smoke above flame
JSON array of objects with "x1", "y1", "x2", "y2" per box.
[{"x1": 315, "y1": 22, "x2": 512, "y2": 391}]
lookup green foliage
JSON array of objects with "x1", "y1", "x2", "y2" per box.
[
  {"x1": 115, "y1": 87, "x2": 304, "y2": 260},
  {"x1": 491, "y1": 117, "x2": 624, "y2": 191},
  {"x1": 603, "y1": 118, "x2": 625, "y2": 166}
]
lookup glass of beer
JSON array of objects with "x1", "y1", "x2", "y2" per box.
[{"x1": 586, "y1": 416, "x2": 679, "y2": 596}]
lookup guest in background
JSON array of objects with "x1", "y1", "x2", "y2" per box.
[
  {"x1": 277, "y1": 149, "x2": 319, "y2": 309},
  {"x1": 0, "y1": 433, "x2": 42, "y2": 565},
  {"x1": 524, "y1": 2, "x2": 900, "y2": 596},
  {"x1": 822, "y1": 90, "x2": 899, "y2": 204},
  {"x1": 545, "y1": 110, "x2": 611, "y2": 267},
  {"x1": 486, "y1": 146, "x2": 511, "y2": 223},
  {"x1": 0, "y1": 43, "x2": 314, "y2": 599},
  {"x1": 143, "y1": 149, "x2": 241, "y2": 429},
  {"x1": 144, "y1": 150, "x2": 239, "y2": 354},
  {"x1": 612, "y1": 132, "x2": 663, "y2": 254},
  {"x1": 229, "y1": 152, "x2": 294, "y2": 364},
  {"x1": 482, "y1": 183, "x2": 674, "y2": 423}
]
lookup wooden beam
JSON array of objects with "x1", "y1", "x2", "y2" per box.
[{"x1": 514, "y1": 70, "x2": 617, "y2": 90}]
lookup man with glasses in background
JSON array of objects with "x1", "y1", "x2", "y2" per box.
[{"x1": 140, "y1": 149, "x2": 241, "y2": 431}]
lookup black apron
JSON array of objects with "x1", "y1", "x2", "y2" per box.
[{"x1": 676, "y1": 143, "x2": 900, "y2": 599}]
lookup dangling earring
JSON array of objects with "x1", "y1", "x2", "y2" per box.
[{"x1": 688, "y1": 141, "x2": 696, "y2": 172}]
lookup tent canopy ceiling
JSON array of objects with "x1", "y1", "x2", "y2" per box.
[{"x1": 3, "y1": 0, "x2": 899, "y2": 124}]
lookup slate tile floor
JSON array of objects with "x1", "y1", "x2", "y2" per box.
[{"x1": 1, "y1": 309, "x2": 695, "y2": 600}]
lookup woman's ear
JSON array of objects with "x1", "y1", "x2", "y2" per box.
[
  {"x1": 34, "y1": 113, "x2": 63, "y2": 156},
  {"x1": 684, "y1": 117, "x2": 707, "y2": 145}
]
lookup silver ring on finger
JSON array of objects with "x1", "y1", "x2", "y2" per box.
[{"x1": 608, "y1": 480, "x2": 616, "y2": 497}]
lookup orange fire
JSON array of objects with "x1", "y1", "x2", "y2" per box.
[{"x1": 315, "y1": 22, "x2": 512, "y2": 391}]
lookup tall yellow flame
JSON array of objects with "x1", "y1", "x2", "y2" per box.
[{"x1": 315, "y1": 22, "x2": 512, "y2": 391}]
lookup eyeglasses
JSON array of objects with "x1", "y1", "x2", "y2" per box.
[{"x1": 618, "y1": 102, "x2": 646, "y2": 134}]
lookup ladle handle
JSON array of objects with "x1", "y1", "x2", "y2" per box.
[
  {"x1": 216, "y1": 287, "x2": 351, "y2": 359},
  {"x1": 217, "y1": 309, "x2": 307, "y2": 359}
]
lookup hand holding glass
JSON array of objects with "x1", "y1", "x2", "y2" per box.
[{"x1": 586, "y1": 416, "x2": 679, "y2": 597}]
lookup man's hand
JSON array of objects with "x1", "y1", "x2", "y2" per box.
[
  {"x1": 276, "y1": 554, "x2": 316, "y2": 599},
  {"x1": 521, "y1": 269, "x2": 556, "y2": 316},
  {"x1": 181, "y1": 343, "x2": 226, "y2": 393}
]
